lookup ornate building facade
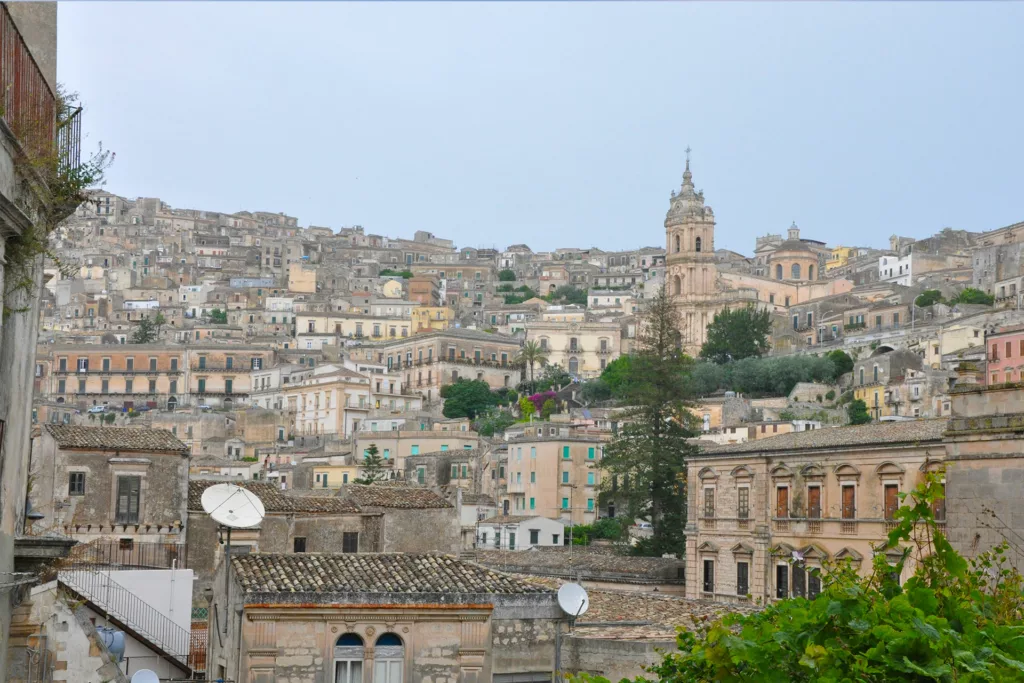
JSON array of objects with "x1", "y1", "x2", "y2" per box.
[{"x1": 665, "y1": 155, "x2": 725, "y2": 353}]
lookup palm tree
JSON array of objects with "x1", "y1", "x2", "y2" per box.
[{"x1": 515, "y1": 340, "x2": 549, "y2": 392}]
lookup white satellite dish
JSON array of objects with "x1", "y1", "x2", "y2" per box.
[
  {"x1": 201, "y1": 483, "x2": 266, "y2": 529},
  {"x1": 557, "y1": 582, "x2": 590, "y2": 619},
  {"x1": 131, "y1": 670, "x2": 159, "y2": 683}
]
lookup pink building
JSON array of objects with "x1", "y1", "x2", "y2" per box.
[{"x1": 985, "y1": 325, "x2": 1024, "y2": 385}]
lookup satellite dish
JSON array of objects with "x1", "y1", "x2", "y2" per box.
[
  {"x1": 201, "y1": 483, "x2": 265, "y2": 529},
  {"x1": 131, "y1": 671, "x2": 159, "y2": 683},
  {"x1": 557, "y1": 583, "x2": 590, "y2": 618}
]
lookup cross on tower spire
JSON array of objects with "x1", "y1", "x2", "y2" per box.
[{"x1": 685, "y1": 145, "x2": 692, "y2": 170}]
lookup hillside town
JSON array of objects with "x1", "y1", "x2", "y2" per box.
[{"x1": 2, "y1": 3, "x2": 1024, "y2": 683}]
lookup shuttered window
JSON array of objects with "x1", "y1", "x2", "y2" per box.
[{"x1": 115, "y1": 476, "x2": 141, "y2": 524}]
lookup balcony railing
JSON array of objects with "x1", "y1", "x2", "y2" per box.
[
  {"x1": 67, "y1": 541, "x2": 188, "y2": 570},
  {"x1": 0, "y1": 4, "x2": 55, "y2": 160}
]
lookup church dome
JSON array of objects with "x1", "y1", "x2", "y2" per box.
[{"x1": 666, "y1": 159, "x2": 712, "y2": 223}]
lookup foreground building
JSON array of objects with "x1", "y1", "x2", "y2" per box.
[
  {"x1": 207, "y1": 553, "x2": 561, "y2": 683},
  {"x1": 685, "y1": 420, "x2": 947, "y2": 603}
]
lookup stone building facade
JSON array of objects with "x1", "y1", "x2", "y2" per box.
[
  {"x1": 685, "y1": 420, "x2": 947, "y2": 604},
  {"x1": 207, "y1": 553, "x2": 561, "y2": 683},
  {"x1": 29, "y1": 425, "x2": 190, "y2": 546}
]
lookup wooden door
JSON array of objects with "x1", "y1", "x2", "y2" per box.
[
  {"x1": 841, "y1": 485, "x2": 856, "y2": 519},
  {"x1": 776, "y1": 486, "x2": 789, "y2": 518},
  {"x1": 884, "y1": 484, "x2": 899, "y2": 520},
  {"x1": 807, "y1": 486, "x2": 821, "y2": 519}
]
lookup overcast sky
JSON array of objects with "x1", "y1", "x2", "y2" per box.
[{"x1": 59, "y1": 2, "x2": 1024, "y2": 254}]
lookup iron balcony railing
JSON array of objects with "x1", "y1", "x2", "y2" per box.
[
  {"x1": 59, "y1": 568, "x2": 191, "y2": 668},
  {"x1": 0, "y1": 2, "x2": 55, "y2": 159},
  {"x1": 67, "y1": 541, "x2": 188, "y2": 570}
]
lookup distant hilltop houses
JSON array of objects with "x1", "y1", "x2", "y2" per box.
[{"x1": 13, "y1": 155, "x2": 1024, "y2": 682}]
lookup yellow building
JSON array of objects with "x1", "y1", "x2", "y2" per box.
[
  {"x1": 411, "y1": 306, "x2": 452, "y2": 334},
  {"x1": 525, "y1": 320, "x2": 621, "y2": 378},
  {"x1": 281, "y1": 366, "x2": 372, "y2": 436},
  {"x1": 296, "y1": 312, "x2": 412, "y2": 340},
  {"x1": 287, "y1": 262, "x2": 317, "y2": 293},
  {"x1": 853, "y1": 383, "x2": 891, "y2": 419},
  {"x1": 312, "y1": 464, "x2": 359, "y2": 488},
  {"x1": 827, "y1": 246, "x2": 856, "y2": 272}
]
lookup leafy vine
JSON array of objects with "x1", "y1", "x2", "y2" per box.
[{"x1": 4, "y1": 85, "x2": 113, "y2": 318}]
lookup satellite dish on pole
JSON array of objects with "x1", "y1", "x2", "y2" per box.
[
  {"x1": 130, "y1": 670, "x2": 159, "y2": 683},
  {"x1": 557, "y1": 582, "x2": 590, "y2": 625},
  {"x1": 201, "y1": 484, "x2": 265, "y2": 636},
  {"x1": 201, "y1": 483, "x2": 266, "y2": 528}
]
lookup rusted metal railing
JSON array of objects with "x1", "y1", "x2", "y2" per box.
[{"x1": 0, "y1": 2, "x2": 56, "y2": 159}]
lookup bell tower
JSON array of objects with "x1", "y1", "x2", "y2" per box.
[{"x1": 665, "y1": 149, "x2": 721, "y2": 353}]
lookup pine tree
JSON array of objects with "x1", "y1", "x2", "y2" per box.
[
  {"x1": 601, "y1": 287, "x2": 699, "y2": 556},
  {"x1": 131, "y1": 317, "x2": 157, "y2": 344},
  {"x1": 355, "y1": 444, "x2": 388, "y2": 484}
]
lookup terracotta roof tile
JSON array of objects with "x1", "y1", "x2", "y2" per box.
[
  {"x1": 699, "y1": 419, "x2": 947, "y2": 456},
  {"x1": 188, "y1": 480, "x2": 360, "y2": 514},
  {"x1": 340, "y1": 484, "x2": 453, "y2": 509},
  {"x1": 45, "y1": 425, "x2": 188, "y2": 453},
  {"x1": 232, "y1": 553, "x2": 550, "y2": 595}
]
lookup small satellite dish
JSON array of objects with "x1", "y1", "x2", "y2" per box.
[
  {"x1": 201, "y1": 483, "x2": 266, "y2": 529},
  {"x1": 131, "y1": 670, "x2": 160, "y2": 683},
  {"x1": 557, "y1": 582, "x2": 590, "y2": 618}
]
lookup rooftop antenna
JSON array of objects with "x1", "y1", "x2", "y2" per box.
[{"x1": 201, "y1": 483, "x2": 265, "y2": 634}]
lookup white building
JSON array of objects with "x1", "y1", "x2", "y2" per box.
[
  {"x1": 879, "y1": 254, "x2": 912, "y2": 286},
  {"x1": 476, "y1": 515, "x2": 566, "y2": 550}
]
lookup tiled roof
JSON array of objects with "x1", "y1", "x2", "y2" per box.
[
  {"x1": 340, "y1": 484, "x2": 453, "y2": 509},
  {"x1": 700, "y1": 419, "x2": 947, "y2": 456},
  {"x1": 188, "y1": 480, "x2": 360, "y2": 514},
  {"x1": 232, "y1": 553, "x2": 549, "y2": 595},
  {"x1": 45, "y1": 425, "x2": 188, "y2": 453},
  {"x1": 472, "y1": 546, "x2": 683, "y2": 580},
  {"x1": 478, "y1": 514, "x2": 557, "y2": 525}
]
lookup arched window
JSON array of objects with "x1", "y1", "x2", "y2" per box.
[
  {"x1": 568, "y1": 357, "x2": 579, "y2": 375},
  {"x1": 167, "y1": 396, "x2": 177, "y2": 410},
  {"x1": 695, "y1": 236, "x2": 702, "y2": 253},
  {"x1": 333, "y1": 633, "x2": 364, "y2": 683},
  {"x1": 375, "y1": 633, "x2": 404, "y2": 683},
  {"x1": 775, "y1": 264, "x2": 783, "y2": 280},
  {"x1": 873, "y1": 365, "x2": 879, "y2": 382},
  {"x1": 808, "y1": 265, "x2": 814, "y2": 280},
  {"x1": 674, "y1": 235, "x2": 680, "y2": 253},
  {"x1": 673, "y1": 276, "x2": 682, "y2": 295},
  {"x1": 791, "y1": 263, "x2": 801, "y2": 279}
]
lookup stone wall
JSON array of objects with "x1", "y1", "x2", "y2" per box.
[
  {"x1": 563, "y1": 635, "x2": 674, "y2": 681},
  {"x1": 945, "y1": 455, "x2": 1024, "y2": 570},
  {"x1": 379, "y1": 507, "x2": 460, "y2": 554},
  {"x1": 6, "y1": 582, "x2": 128, "y2": 683}
]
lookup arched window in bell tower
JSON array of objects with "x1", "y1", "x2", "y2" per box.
[
  {"x1": 775, "y1": 264, "x2": 783, "y2": 280},
  {"x1": 695, "y1": 236, "x2": 702, "y2": 253},
  {"x1": 674, "y1": 235, "x2": 680, "y2": 253},
  {"x1": 808, "y1": 264, "x2": 815, "y2": 280},
  {"x1": 673, "y1": 276, "x2": 682, "y2": 295}
]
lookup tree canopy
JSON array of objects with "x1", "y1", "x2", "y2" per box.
[
  {"x1": 847, "y1": 398, "x2": 872, "y2": 424},
  {"x1": 208, "y1": 308, "x2": 228, "y2": 324},
  {"x1": 825, "y1": 349, "x2": 854, "y2": 377},
  {"x1": 950, "y1": 287, "x2": 995, "y2": 306},
  {"x1": 601, "y1": 288, "x2": 697, "y2": 557},
  {"x1": 699, "y1": 306, "x2": 772, "y2": 364},
  {"x1": 548, "y1": 285, "x2": 588, "y2": 306},
  {"x1": 497, "y1": 269, "x2": 516, "y2": 281},
  {"x1": 354, "y1": 444, "x2": 388, "y2": 484},
  {"x1": 915, "y1": 289, "x2": 944, "y2": 307},
  {"x1": 130, "y1": 317, "x2": 158, "y2": 344},
  {"x1": 440, "y1": 379, "x2": 498, "y2": 419}
]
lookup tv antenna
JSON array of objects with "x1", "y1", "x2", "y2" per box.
[{"x1": 201, "y1": 484, "x2": 265, "y2": 634}]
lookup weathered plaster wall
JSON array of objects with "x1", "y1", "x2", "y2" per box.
[
  {"x1": 563, "y1": 635, "x2": 674, "y2": 681},
  {"x1": 379, "y1": 507, "x2": 460, "y2": 554}
]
